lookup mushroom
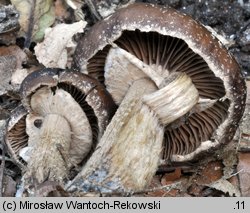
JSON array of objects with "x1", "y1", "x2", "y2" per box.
[
  {"x1": 4, "y1": 105, "x2": 28, "y2": 168},
  {"x1": 5, "y1": 68, "x2": 116, "y2": 190},
  {"x1": 69, "y1": 3, "x2": 246, "y2": 193}
]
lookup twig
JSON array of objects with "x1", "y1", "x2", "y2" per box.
[
  {"x1": 0, "y1": 156, "x2": 15, "y2": 163},
  {"x1": 0, "y1": 141, "x2": 6, "y2": 197},
  {"x1": 24, "y1": 0, "x2": 35, "y2": 48},
  {"x1": 127, "y1": 181, "x2": 182, "y2": 196},
  {"x1": 85, "y1": 0, "x2": 102, "y2": 21},
  {"x1": 70, "y1": 181, "x2": 182, "y2": 197},
  {"x1": 226, "y1": 169, "x2": 244, "y2": 179}
]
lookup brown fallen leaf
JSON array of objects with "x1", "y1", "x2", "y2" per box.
[
  {"x1": 147, "y1": 176, "x2": 167, "y2": 197},
  {"x1": 150, "y1": 169, "x2": 183, "y2": 196},
  {"x1": 55, "y1": 0, "x2": 71, "y2": 20},
  {"x1": 193, "y1": 160, "x2": 240, "y2": 196},
  {"x1": 161, "y1": 168, "x2": 182, "y2": 185},
  {"x1": 237, "y1": 152, "x2": 250, "y2": 196},
  {"x1": 228, "y1": 175, "x2": 240, "y2": 193},
  {"x1": 0, "y1": 45, "x2": 27, "y2": 68},
  {"x1": 188, "y1": 184, "x2": 204, "y2": 196},
  {"x1": 196, "y1": 161, "x2": 223, "y2": 185},
  {"x1": 146, "y1": 174, "x2": 185, "y2": 197}
]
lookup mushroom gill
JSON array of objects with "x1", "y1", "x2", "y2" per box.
[
  {"x1": 87, "y1": 30, "x2": 226, "y2": 100},
  {"x1": 57, "y1": 83, "x2": 99, "y2": 150},
  {"x1": 5, "y1": 69, "x2": 116, "y2": 191},
  {"x1": 85, "y1": 30, "x2": 230, "y2": 159},
  {"x1": 164, "y1": 99, "x2": 230, "y2": 159},
  {"x1": 5, "y1": 106, "x2": 28, "y2": 167}
]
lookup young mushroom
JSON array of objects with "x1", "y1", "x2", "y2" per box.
[
  {"x1": 5, "y1": 68, "x2": 116, "y2": 194},
  {"x1": 69, "y1": 3, "x2": 246, "y2": 193}
]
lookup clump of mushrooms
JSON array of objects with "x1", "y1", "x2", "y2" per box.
[
  {"x1": 68, "y1": 3, "x2": 246, "y2": 193},
  {"x1": 5, "y1": 68, "x2": 116, "y2": 193}
]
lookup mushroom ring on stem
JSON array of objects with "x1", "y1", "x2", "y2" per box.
[
  {"x1": 69, "y1": 3, "x2": 246, "y2": 193},
  {"x1": 5, "y1": 68, "x2": 116, "y2": 192}
]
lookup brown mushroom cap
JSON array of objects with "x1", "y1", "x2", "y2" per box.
[
  {"x1": 5, "y1": 68, "x2": 116, "y2": 169},
  {"x1": 73, "y1": 3, "x2": 246, "y2": 162},
  {"x1": 20, "y1": 68, "x2": 116, "y2": 147}
]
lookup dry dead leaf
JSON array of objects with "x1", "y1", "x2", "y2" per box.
[
  {"x1": 196, "y1": 161, "x2": 223, "y2": 185},
  {"x1": 34, "y1": 20, "x2": 86, "y2": 68},
  {"x1": 192, "y1": 160, "x2": 240, "y2": 196},
  {"x1": 228, "y1": 175, "x2": 240, "y2": 192},
  {"x1": 147, "y1": 175, "x2": 184, "y2": 197},
  {"x1": 0, "y1": 55, "x2": 16, "y2": 95},
  {"x1": 0, "y1": 45, "x2": 27, "y2": 68},
  {"x1": 10, "y1": 68, "x2": 28, "y2": 86},
  {"x1": 10, "y1": 0, "x2": 55, "y2": 44},
  {"x1": 147, "y1": 176, "x2": 167, "y2": 197},
  {"x1": 205, "y1": 179, "x2": 241, "y2": 197},
  {"x1": 0, "y1": 46, "x2": 27, "y2": 93},
  {"x1": 1, "y1": 175, "x2": 16, "y2": 197},
  {"x1": 55, "y1": 0, "x2": 70, "y2": 20},
  {"x1": 161, "y1": 168, "x2": 182, "y2": 185},
  {"x1": 237, "y1": 152, "x2": 250, "y2": 196},
  {"x1": 188, "y1": 184, "x2": 204, "y2": 196},
  {"x1": 34, "y1": 181, "x2": 69, "y2": 197},
  {"x1": 147, "y1": 170, "x2": 189, "y2": 197}
]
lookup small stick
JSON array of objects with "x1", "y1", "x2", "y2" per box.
[{"x1": 0, "y1": 141, "x2": 6, "y2": 197}]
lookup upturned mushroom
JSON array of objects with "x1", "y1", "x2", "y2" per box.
[
  {"x1": 5, "y1": 68, "x2": 116, "y2": 193},
  {"x1": 69, "y1": 3, "x2": 246, "y2": 193}
]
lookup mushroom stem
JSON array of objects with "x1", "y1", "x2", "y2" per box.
[
  {"x1": 143, "y1": 72, "x2": 199, "y2": 125},
  {"x1": 23, "y1": 114, "x2": 71, "y2": 186},
  {"x1": 67, "y1": 72, "x2": 199, "y2": 193},
  {"x1": 67, "y1": 78, "x2": 161, "y2": 192},
  {"x1": 110, "y1": 46, "x2": 165, "y2": 87}
]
